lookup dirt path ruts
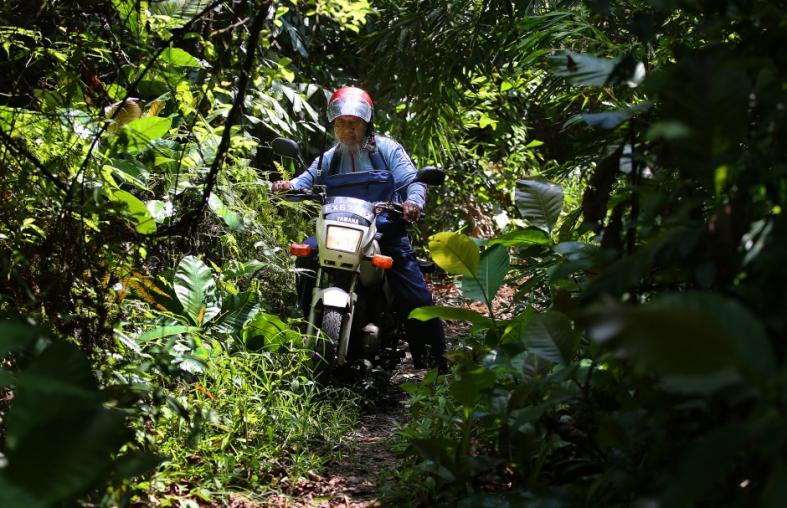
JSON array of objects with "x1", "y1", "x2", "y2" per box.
[
  {"x1": 261, "y1": 281, "x2": 474, "y2": 507},
  {"x1": 264, "y1": 355, "x2": 425, "y2": 508}
]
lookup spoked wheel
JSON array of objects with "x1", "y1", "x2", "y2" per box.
[{"x1": 313, "y1": 308, "x2": 341, "y2": 379}]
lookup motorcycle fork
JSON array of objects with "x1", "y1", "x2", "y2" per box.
[{"x1": 305, "y1": 267, "x2": 322, "y2": 337}]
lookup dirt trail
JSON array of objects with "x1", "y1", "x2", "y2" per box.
[
  {"x1": 262, "y1": 281, "x2": 478, "y2": 507},
  {"x1": 265, "y1": 356, "x2": 425, "y2": 508}
]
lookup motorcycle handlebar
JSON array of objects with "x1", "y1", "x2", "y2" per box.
[
  {"x1": 278, "y1": 193, "x2": 424, "y2": 222},
  {"x1": 374, "y1": 202, "x2": 426, "y2": 223},
  {"x1": 281, "y1": 188, "x2": 324, "y2": 203}
]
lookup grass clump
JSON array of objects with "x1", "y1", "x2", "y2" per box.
[{"x1": 120, "y1": 345, "x2": 359, "y2": 506}]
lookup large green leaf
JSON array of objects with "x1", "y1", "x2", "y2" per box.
[
  {"x1": 409, "y1": 306, "x2": 493, "y2": 330},
  {"x1": 488, "y1": 227, "x2": 551, "y2": 248},
  {"x1": 428, "y1": 232, "x2": 479, "y2": 277},
  {"x1": 214, "y1": 292, "x2": 260, "y2": 335},
  {"x1": 515, "y1": 179, "x2": 564, "y2": 233},
  {"x1": 104, "y1": 158, "x2": 149, "y2": 190},
  {"x1": 135, "y1": 325, "x2": 202, "y2": 343},
  {"x1": 109, "y1": 190, "x2": 157, "y2": 234},
  {"x1": 3, "y1": 342, "x2": 135, "y2": 505},
  {"x1": 550, "y1": 52, "x2": 645, "y2": 88},
  {"x1": 463, "y1": 244, "x2": 510, "y2": 303},
  {"x1": 586, "y1": 292, "x2": 776, "y2": 385},
  {"x1": 111, "y1": 0, "x2": 142, "y2": 38},
  {"x1": 521, "y1": 311, "x2": 576, "y2": 364},
  {"x1": 123, "y1": 116, "x2": 172, "y2": 152},
  {"x1": 244, "y1": 312, "x2": 291, "y2": 351},
  {"x1": 159, "y1": 47, "x2": 201, "y2": 67},
  {"x1": 173, "y1": 256, "x2": 222, "y2": 326},
  {"x1": 0, "y1": 321, "x2": 46, "y2": 356}
]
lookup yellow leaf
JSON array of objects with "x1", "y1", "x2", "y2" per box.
[
  {"x1": 105, "y1": 98, "x2": 142, "y2": 130},
  {"x1": 145, "y1": 99, "x2": 166, "y2": 117}
]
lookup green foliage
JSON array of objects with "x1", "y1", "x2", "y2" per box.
[
  {"x1": 463, "y1": 244, "x2": 510, "y2": 303},
  {"x1": 385, "y1": 1, "x2": 787, "y2": 505},
  {"x1": 0, "y1": 0, "x2": 370, "y2": 504},
  {"x1": 118, "y1": 344, "x2": 357, "y2": 504},
  {"x1": 173, "y1": 255, "x2": 223, "y2": 327},
  {"x1": 515, "y1": 178, "x2": 564, "y2": 233},
  {"x1": 0, "y1": 321, "x2": 158, "y2": 507},
  {"x1": 3, "y1": 0, "x2": 787, "y2": 505},
  {"x1": 428, "y1": 231, "x2": 480, "y2": 277}
]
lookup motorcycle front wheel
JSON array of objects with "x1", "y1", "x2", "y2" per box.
[{"x1": 313, "y1": 308, "x2": 341, "y2": 378}]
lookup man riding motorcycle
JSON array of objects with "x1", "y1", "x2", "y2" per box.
[{"x1": 272, "y1": 85, "x2": 447, "y2": 372}]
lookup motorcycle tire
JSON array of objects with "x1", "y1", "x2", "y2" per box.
[{"x1": 314, "y1": 308, "x2": 341, "y2": 378}]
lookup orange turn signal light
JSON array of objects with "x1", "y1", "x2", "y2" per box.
[
  {"x1": 290, "y1": 243, "x2": 312, "y2": 257},
  {"x1": 371, "y1": 255, "x2": 394, "y2": 270}
]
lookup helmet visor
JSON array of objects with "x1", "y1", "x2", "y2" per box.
[{"x1": 327, "y1": 95, "x2": 372, "y2": 123}]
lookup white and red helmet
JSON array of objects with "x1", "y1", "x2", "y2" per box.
[{"x1": 326, "y1": 86, "x2": 373, "y2": 123}]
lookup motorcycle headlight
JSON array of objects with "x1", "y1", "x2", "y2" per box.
[{"x1": 325, "y1": 225, "x2": 362, "y2": 253}]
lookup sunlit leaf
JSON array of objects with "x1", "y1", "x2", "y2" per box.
[
  {"x1": 159, "y1": 47, "x2": 201, "y2": 67},
  {"x1": 245, "y1": 312, "x2": 291, "y2": 351},
  {"x1": 146, "y1": 200, "x2": 174, "y2": 222},
  {"x1": 489, "y1": 228, "x2": 551, "y2": 247},
  {"x1": 173, "y1": 256, "x2": 222, "y2": 326},
  {"x1": 110, "y1": 190, "x2": 157, "y2": 234},
  {"x1": 145, "y1": 99, "x2": 166, "y2": 117},
  {"x1": 136, "y1": 325, "x2": 202, "y2": 343},
  {"x1": 428, "y1": 232, "x2": 479, "y2": 277},
  {"x1": 208, "y1": 193, "x2": 243, "y2": 230},
  {"x1": 409, "y1": 306, "x2": 493, "y2": 330},
  {"x1": 123, "y1": 116, "x2": 172, "y2": 152}
]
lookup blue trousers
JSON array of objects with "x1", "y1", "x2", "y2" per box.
[{"x1": 296, "y1": 233, "x2": 446, "y2": 368}]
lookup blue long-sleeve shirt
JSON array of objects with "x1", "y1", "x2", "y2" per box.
[{"x1": 291, "y1": 135, "x2": 426, "y2": 208}]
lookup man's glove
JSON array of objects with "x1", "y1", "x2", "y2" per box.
[
  {"x1": 403, "y1": 201, "x2": 422, "y2": 222},
  {"x1": 272, "y1": 180, "x2": 293, "y2": 192}
]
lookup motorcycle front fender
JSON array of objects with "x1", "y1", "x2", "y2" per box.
[{"x1": 320, "y1": 287, "x2": 351, "y2": 309}]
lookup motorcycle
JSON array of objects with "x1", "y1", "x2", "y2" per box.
[{"x1": 271, "y1": 137, "x2": 445, "y2": 376}]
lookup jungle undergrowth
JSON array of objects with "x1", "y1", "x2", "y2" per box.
[{"x1": 108, "y1": 342, "x2": 363, "y2": 506}]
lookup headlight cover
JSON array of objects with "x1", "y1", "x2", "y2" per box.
[{"x1": 325, "y1": 225, "x2": 363, "y2": 253}]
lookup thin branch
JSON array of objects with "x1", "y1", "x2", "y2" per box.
[
  {"x1": 194, "y1": 2, "x2": 270, "y2": 221},
  {"x1": 211, "y1": 16, "x2": 251, "y2": 35}
]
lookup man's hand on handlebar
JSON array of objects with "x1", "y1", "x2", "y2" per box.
[
  {"x1": 403, "y1": 201, "x2": 422, "y2": 222},
  {"x1": 272, "y1": 180, "x2": 293, "y2": 192}
]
